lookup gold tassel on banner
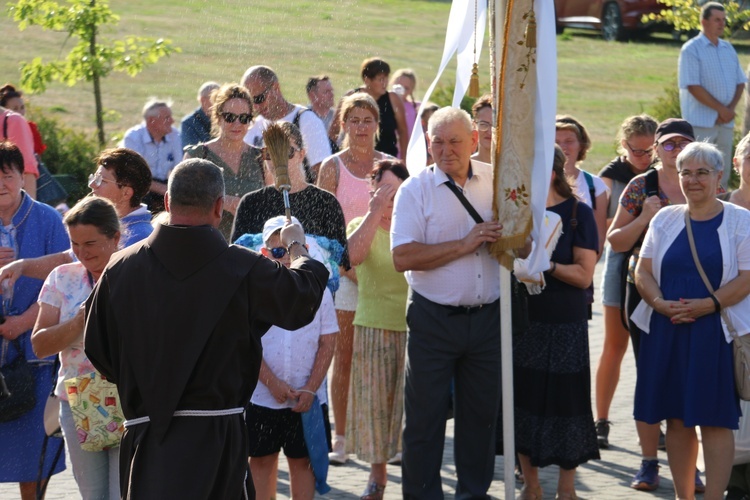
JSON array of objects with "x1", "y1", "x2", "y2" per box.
[
  {"x1": 525, "y1": 9, "x2": 537, "y2": 48},
  {"x1": 469, "y1": 63, "x2": 480, "y2": 98},
  {"x1": 468, "y1": 0, "x2": 479, "y2": 98}
]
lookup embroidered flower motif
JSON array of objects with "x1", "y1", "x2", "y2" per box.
[{"x1": 504, "y1": 184, "x2": 529, "y2": 207}]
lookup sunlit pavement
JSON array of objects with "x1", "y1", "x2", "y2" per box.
[{"x1": 1, "y1": 262, "x2": 684, "y2": 498}]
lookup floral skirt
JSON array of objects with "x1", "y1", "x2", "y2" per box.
[{"x1": 346, "y1": 326, "x2": 406, "y2": 463}]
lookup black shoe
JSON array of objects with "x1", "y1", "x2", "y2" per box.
[
  {"x1": 595, "y1": 419, "x2": 611, "y2": 449},
  {"x1": 725, "y1": 486, "x2": 750, "y2": 500}
]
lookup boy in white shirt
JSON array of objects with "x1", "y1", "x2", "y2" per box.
[{"x1": 246, "y1": 216, "x2": 338, "y2": 500}]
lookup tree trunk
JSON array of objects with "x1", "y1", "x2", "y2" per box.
[{"x1": 89, "y1": 0, "x2": 105, "y2": 148}]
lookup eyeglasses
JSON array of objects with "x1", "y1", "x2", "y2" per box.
[
  {"x1": 626, "y1": 141, "x2": 654, "y2": 158},
  {"x1": 263, "y1": 147, "x2": 298, "y2": 161},
  {"x1": 678, "y1": 168, "x2": 716, "y2": 180},
  {"x1": 267, "y1": 246, "x2": 288, "y2": 259},
  {"x1": 252, "y1": 86, "x2": 273, "y2": 105},
  {"x1": 88, "y1": 172, "x2": 121, "y2": 188},
  {"x1": 221, "y1": 112, "x2": 252, "y2": 124},
  {"x1": 475, "y1": 120, "x2": 491, "y2": 132},
  {"x1": 661, "y1": 140, "x2": 692, "y2": 152}
]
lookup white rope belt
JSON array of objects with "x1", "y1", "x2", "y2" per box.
[{"x1": 124, "y1": 407, "x2": 244, "y2": 428}]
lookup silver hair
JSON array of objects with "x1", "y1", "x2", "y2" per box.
[
  {"x1": 167, "y1": 159, "x2": 225, "y2": 211},
  {"x1": 427, "y1": 107, "x2": 473, "y2": 137},
  {"x1": 198, "y1": 81, "x2": 220, "y2": 99},
  {"x1": 736, "y1": 132, "x2": 750, "y2": 160},
  {"x1": 241, "y1": 65, "x2": 278, "y2": 88},
  {"x1": 676, "y1": 141, "x2": 724, "y2": 173},
  {"x1": 142, "y1": 98, "x2": 173, "y2": 119}
]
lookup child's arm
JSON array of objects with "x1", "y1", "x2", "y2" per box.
[
  {"x1": 290, "y1": 333, "x2": 336, "y2": 413},
  {"x1": 259, "y1": 359, "x2": 293, "y2": 404}
]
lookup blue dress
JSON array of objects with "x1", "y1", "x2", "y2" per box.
[
  {"x1": 0, "y1": 193, "x2": 70, "y2": 482},
  {"x1": 634, "y1": 211, "x2": 741, "y2": 429}
]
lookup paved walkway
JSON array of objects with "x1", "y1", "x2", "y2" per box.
[{"x1": 1, "y1": 263, "x2": 688, "y2": 499}]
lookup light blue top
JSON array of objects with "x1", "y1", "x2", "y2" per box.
[
  {"x1": 122, "y1": 123, "x2": 182, "y2": 181},
  {"x1": 120, "y1": 204, "x2": 153, "y2": 247},
  {"x1": 678, "y1": 32, "x2": 746, "y2": 128}
]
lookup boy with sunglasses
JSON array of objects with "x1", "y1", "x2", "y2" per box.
[{"x1": 248, "y1": 215, "x2": 338, "y2": 500}]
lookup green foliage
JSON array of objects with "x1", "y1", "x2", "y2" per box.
[
  {"x1": 646, "y1": 77, "x2": 682, "y2": 122},
  {"x1": 644, "y1": 0, "x2": 750, "y2": 37},
  {"x1": 29, "y1": 107, "x2": 98, "y2": 203},
  {"x1": 7, "y1": 0, "x2": 179, "y2": 145}
]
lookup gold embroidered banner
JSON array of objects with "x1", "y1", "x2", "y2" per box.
[{"x1": 489, "y1": 0, "x2": 537, "y2": 269}]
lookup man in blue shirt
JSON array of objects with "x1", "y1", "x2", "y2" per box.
[
  {"x1": 122, "y1": 99, "x2": 183, "y2": 212},
  {"x1": 180, "y1": 82, "x2": 219, "y2": 150},
  {"x1": 678, "y1": 2, "x2": 746, "y2": 189}
]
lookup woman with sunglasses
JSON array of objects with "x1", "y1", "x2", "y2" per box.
[
  {"x1": 608, "y1": 118, "x2": 712, "y2": 493},
  {"x1": 317, "y1": 92, "x2": 393, "y2": 465},
  {"x1": 184, "y1": 83, "x2": 264, "y2": 240},
  {"x1": 594, "y1": 114, "x2": 657, "y2": 450},
  {"x1": 471, "y1": 94, "x2": 493, "y2": 164}
]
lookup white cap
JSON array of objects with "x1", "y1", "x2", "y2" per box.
[{"x1": 262, "y1": 215, "x2": 303, "y2": 244}]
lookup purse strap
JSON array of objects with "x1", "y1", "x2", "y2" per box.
[
  {"x1": 683, "y1": 208, "x2": 739, "y2": 339},
  {"x1": 442, "y1": 178, "x2": 484, "y2": 224}
]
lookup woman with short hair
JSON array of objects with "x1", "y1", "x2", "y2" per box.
[
  {"x1": 633, "y1": 141, "x2": 748, "y2": 499},
  {"x1": 0, "y1": 141, "x2": 69, "y2": 499}
]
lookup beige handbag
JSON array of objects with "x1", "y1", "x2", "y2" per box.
[{"x1": 685, "y1": 209, "x2": 750, "y2": 401}]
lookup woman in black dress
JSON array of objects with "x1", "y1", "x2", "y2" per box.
[{"x1": 515, "y1": 145, "x2": 599, "y2": 500}]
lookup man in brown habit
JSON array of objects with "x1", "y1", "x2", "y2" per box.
[{"x1": 84, "y1": 158, "x2": 328, "y2": 499}]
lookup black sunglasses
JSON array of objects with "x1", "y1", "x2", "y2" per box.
[
  {"x1": 252, "y1": 86, "x2": 272, "y2": 105},
  {"x1": 221, "y1": 112, "x2": 252, "y2": 124},
  {"x1": 268, "y1": 246, "x2": 287, "y2": 259},
  {"x1": 263, "y1": 147, "x2": 298, "y2": 161}
]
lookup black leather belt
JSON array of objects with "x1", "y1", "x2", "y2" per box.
[{"x1": 439, "y1": 299, "x2": 498, "y2": 316}]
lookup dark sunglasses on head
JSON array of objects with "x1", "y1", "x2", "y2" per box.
[
  {"x1": 268, "y1": 246, "x2": 287, "y2": 259},
  {"x1": 263, "y1": 147, "x2": 298, "y2": 161},
  {"x1": 221, "y1": 112, "x2": 252, "y2": 124}
]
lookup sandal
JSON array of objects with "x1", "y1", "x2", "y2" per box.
[
  {"x1": 360, "y1": 482, "x2": 386, "y2": 500},
  {"x1": 517, "y1": 485, "x2": 543, "y2": 500}
]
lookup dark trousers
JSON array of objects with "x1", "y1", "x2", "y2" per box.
[{"x1": 402, "y1": 291, "x2": 501, "y2": 500}]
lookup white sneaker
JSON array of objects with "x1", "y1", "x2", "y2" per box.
[
  {"x1": 387, "y1": 452, "x2": 402, "y2": 465},
  {"x1": 328, "y1": 435, "x2": 347, "y2": 465}
]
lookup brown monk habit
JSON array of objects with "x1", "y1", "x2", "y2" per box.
[{"x1": 84, "y1": 223, "x2": 328, "y2": 499}]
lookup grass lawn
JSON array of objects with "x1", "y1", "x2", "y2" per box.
[{"x1": 2, "y1": 1, "x2": 750, "y2": 172}]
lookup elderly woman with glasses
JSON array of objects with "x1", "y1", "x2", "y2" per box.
[
  {"x1": 184, "y1": 83, "x2": 264, "y2": 240},
  {"x1": 608, "y1": 118, "x2": 716, "y2": 493},
  {"x1": 631, "y1": 141, "x2": 750, "y2": 500}
]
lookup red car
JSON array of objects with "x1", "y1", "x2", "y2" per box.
[{"x1": 555, "y1": 0, "x2": 666, "y2": 41}]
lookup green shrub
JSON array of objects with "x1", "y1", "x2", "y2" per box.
[
  {"x1": 647, "y1": 77, "x2": 681, "y2": 122},
  {"x1": 28, "y1": 107, "x2": 98, "y2": 203}
]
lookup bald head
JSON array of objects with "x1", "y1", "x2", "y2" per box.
[{"x1": 241, "y1": 65, "x2": 278, "y2": 89}]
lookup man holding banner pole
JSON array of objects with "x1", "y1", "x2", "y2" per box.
[{"x1": 392, "y1": 107, "x2": 529, "y2": 498}]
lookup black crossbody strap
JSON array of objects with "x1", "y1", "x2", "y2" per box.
[{"x1": 443, "y1": 181, "x2": 484, "y2": 224}]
